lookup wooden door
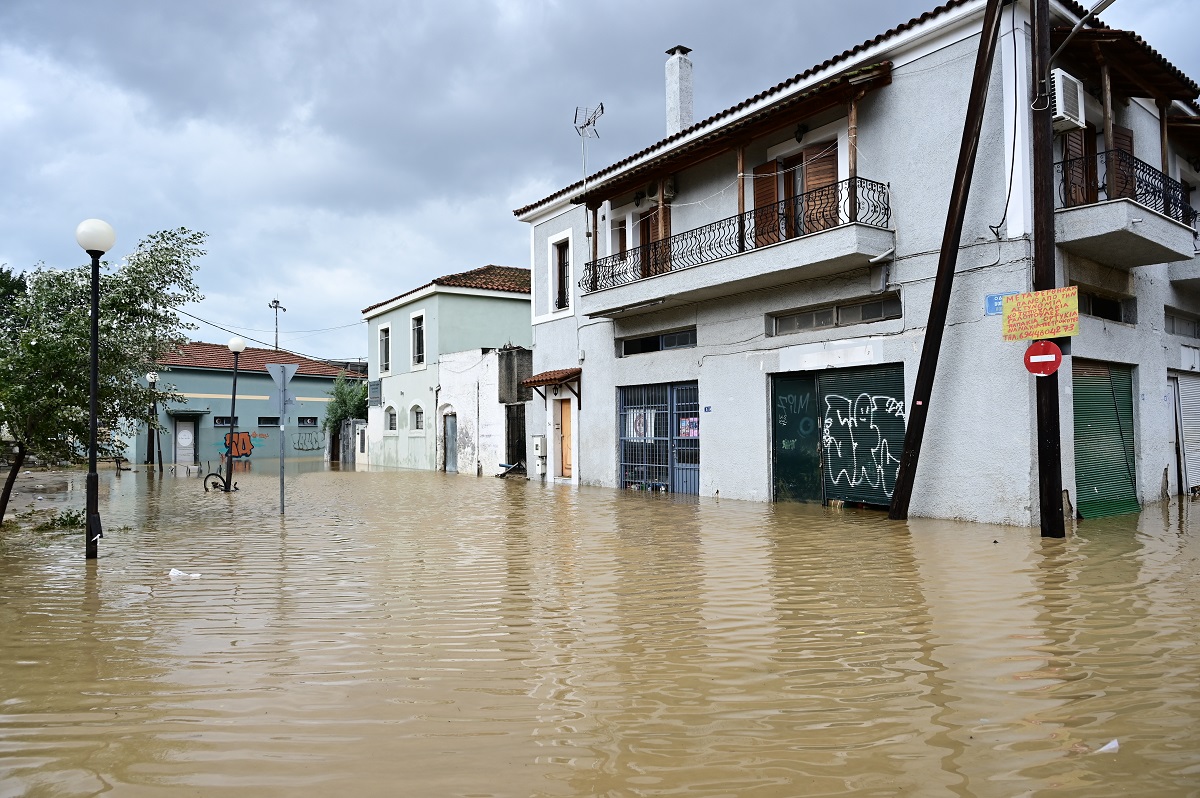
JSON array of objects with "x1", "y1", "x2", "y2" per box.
[
  {"x1": 559, "y1": 399, "x2": 573, "y2": 478},
  {"x1": 639, "y1": 206, "x2": 671, "y2": 278}
]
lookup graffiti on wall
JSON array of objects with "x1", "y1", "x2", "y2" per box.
[
  {"x1": 292, "y1": 430, "x2": 327, "y2": 452},
  {"x1": 223, "y1": 431, "x2": 255, "y2": 458},
  {"x1": 821, "y1": 393, "x2": 904, "y2": 498}
]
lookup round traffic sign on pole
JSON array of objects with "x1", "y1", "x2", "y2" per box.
[{"x1": 1024, "y1": 340, "x2": 1062, "y2": 376}]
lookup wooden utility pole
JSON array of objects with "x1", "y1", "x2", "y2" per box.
[
  {"x1": 889, "y1": 0, "x2": 1007, "y2": 520},
  {"x1": 1032, "y1": 0, "x2": 1066, "y2": 536}
]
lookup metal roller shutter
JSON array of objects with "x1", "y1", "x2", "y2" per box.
[
  {"x1": 1177, "y1": 374, "x2": 1200, "y2": 492},
  {"x1": 1072, "y1": 361, "x2": 1139, "y2": 518},
  {"x1": 817, "y1": 364, "x2": 906, "y2": 506}
]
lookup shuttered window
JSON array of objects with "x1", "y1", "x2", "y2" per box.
[
  {"x1": 639, "y1": 206, "x2": 672, "y2": 277},
  {"x1": 1110, "y1": 124, "x2": 1136, "y2": 200},
  {"x1": 802, "y1": 142, "x2": 840, "y2": 232},
  {"x1": 1072, "y1": 361, "x2": 1139, "y2": 518},
  {"x1": 753, "y1": 161, "x2": 780, "y2": 247}
]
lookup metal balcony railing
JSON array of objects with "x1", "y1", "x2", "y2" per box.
[
  {"x1": 1056, "y1": 149, "x2": 1198, "y2": 231},
  {"x1": 580, "y1": 176, "x2": 891, "y2": 293}
]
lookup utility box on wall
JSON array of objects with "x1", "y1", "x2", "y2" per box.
[{"x1": 532, "y1": 435, "x2": 546, "y2": 457}]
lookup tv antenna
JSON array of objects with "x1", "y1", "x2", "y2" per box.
[
  {"x1": 268, "y1": 298, "x2": 286, "y2": 350},
  {"x1": 574, "y1": 104, "x2": 604, "y2": 238}
]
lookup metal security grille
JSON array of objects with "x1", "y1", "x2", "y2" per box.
[{"x1": 618, "y1": 382, "x2": 699, "y2": 494}]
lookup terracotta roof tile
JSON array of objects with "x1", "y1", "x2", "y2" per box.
[
  {"x1": 161, "y1": 342, "x2": 364, "y2": 378},
  {"x1": 361, "y1": 265, "x2": 530, "y2": 315},
  {"x1": 521, "y1": 367, "x2": 582, "y2": 388}
]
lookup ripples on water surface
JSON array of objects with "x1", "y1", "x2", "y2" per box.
[{"x1": 1, "y1": 466, "x2": 1199, "y2": 796}]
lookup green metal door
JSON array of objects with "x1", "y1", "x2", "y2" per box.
[
  {"x1": 818, "y1": 364, "x2": 906, "y2": 506},
  {"x1": 1073, "y1": 361, "x2": 1139, "y2": 518},
  {"x1": 772, "y1": 374, "x2": 823, "y2": 502}
]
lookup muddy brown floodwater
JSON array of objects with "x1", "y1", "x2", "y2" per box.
[{"x1": 1, "y1": 464, "x2": 1199, "y2": 797}]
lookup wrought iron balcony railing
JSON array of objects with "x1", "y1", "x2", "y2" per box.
[
  {"x1": 580, "y1": 176, "x2": 891, "y2": 293},
  {"x1": 1056, "y1": 149, "x2": 1198, "y2": 231}
]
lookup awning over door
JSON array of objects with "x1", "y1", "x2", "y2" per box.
[{"x1": 521, "y1": 367, "x2": 582, "y2": 403}]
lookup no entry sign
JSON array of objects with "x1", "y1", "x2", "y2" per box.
[{"x1": 1024, "y1": 340, "x2": 1063, "y2": 376}]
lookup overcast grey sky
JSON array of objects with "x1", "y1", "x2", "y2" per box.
[{"x1": 1, "y1": 0, "x2": 1193, "y2": 362}]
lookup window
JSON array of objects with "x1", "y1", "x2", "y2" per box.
[
  {"x1": 1077, "y1": 288, "x2": 1133, "y2": 324},
  {"x1": 621, "y1": 327, "x2": 697, "y2": 356},
  {"x1": 386, "y1": 408, "x2": 398, "y2": 432},
  {"x1": 379, "y1": 326, "x2": 391, "y2": 372},
  {"x1": 258, "y1": 416, "x2": 280, "y2": 426},
  {"x1": 213, "y1": 416, "x2": 238, "y2": 427},
  {"x1": 1166, "y1": 310, "x2": 1200, "y2": 339},
  {"x1": 412, "y1": 407, "x2": 424, "y2": 430},
  {"x1": 773, "y1": 294, "x2": 901, "y2": 336},
  {"x1": 412, "y1": 314, "x2": 425, "y2": 366},
  {"x1": 554, "y1": 240, "x2": 571, "y2": 309},
  {"x1": 298, "y1": 416, "x2": 317, "y2": 427}
]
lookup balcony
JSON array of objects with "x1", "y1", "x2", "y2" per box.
[
  {"x1": 1055, "y1": 149, "x2": 1198, "y2": 268},
  {"x1": 578, "y1": 177, "x2": 893, "y2": 317}
]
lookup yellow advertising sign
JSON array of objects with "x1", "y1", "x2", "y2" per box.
[{"x1": 1002, "y1": 286, "x2": 1079, "y2": 342}]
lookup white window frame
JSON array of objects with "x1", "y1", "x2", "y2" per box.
[
  {"x1": 409, "y1": 404, "x2": 425, "y2": 435},
  {"x1": 378, "y1": 324, "x2": 392, "y2": 375},
  {"x1": 384, "y1": 406, "x2": 398, "y2": 435},
  {"x1": 547, "y1": 229, "x2": 573, "y2": 318},
  {"x1": 410, "y1": 310, "x2": 427, "y2": 371}
]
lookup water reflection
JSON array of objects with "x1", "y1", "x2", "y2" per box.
[{"x1": 2, "y1": 468, "x2": 1199, "y2": 796}]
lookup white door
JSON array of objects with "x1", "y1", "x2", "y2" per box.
[{"x1": 176, "y1": 420, "x2": 196, "y2": 465}]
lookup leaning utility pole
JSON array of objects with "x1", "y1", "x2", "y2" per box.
[
  {"x1": 1031, "y1": 0, "x2": 1066, "y2": 537},
  {"x1": 889, "y1": 0, "x2": 1006, "y2": 520}
]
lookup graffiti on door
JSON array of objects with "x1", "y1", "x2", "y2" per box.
[{"x1": 822, "y1": 393, "x2": 905, "y2": 498}]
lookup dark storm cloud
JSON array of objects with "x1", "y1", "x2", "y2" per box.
[{"x1": 0, "y1": 0, "x2": 1194, "y2": 359}]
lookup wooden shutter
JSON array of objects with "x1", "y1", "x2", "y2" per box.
[
  {"x1": 1110, "y1": 124, "x2": 1135, "y2": 199},
  {"x1": 753, "y1": 161, "x2": 780, "y2": 247},
  {"x1": 639, "y1": 205, "x2": 672, "y2": 277},
  {"x1": 803, "y1": 142, "x2": 839, "y2": 232},
  {"x1": 1062, "y1": 128, "x2": 1090, "y2": 206}
]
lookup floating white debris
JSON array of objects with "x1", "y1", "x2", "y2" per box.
[
  {"x1": 1095, "y1": 739, "x2": 1119, "y2": 754},
  {"x1": 168, "y1": 568, "x2": 201, "y2": 579}
]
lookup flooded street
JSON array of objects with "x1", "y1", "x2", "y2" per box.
[{"x1": 2, "y1": 466, "x2": 1199, "y2": 797}]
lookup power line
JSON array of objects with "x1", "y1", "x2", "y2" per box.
[{"x1": 176, "y1": 309, "x2": 366, "y2": 363}]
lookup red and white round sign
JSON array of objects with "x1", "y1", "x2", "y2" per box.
[{"x1": 1024, "y1": 340, "x2": 1062, "y2": 376}]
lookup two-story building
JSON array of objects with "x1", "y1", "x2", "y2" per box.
[
  {"x1": 361, "y1": 265, "x2": 532, "y2": 473},
  {"x1": 514, "y1": 0, "x2": 1200, "y2": 525}
]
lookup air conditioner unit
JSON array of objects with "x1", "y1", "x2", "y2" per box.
[{"x1": 1050, "y1": 68, "x2": 1086, "y2": 132}]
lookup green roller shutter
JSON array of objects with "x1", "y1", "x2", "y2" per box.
[
  {"x1": 817, "y1": 364, "x2": 906, "y2": 506},
  {"x1": 1072, "y1": 361, "x2": 1139, "y2": 518}
]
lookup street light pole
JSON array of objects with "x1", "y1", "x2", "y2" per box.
[
  {"x1": 269, "y1": 298, "x2": 286, "y2": 350},
  {"x1": 75, "y1": 219, "x2": 116, "y2": 561},
  {"x1": 225, "y1": 336, "x2": 247, "y2": 492}
]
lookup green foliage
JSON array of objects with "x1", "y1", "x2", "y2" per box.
[
  {"x1": 0, "y1": 229, "x2": 206, "y2": 520},
  {"x1": 323, "y1": 372, "x2": 368, "y2": 432},
  {"x1": 33, "y1": 508, "x2": 85, "y2": 531}
]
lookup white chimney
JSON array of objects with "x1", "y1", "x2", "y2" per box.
[{"x1": 665, "y1": 45, "x2": 693, "y2": 136}]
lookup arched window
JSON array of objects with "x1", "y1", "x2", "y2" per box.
[
  {"x1": 384, "y1": 406, "x2": 398, "y2": 432},
  {"x1": 410, "y1": 405, "x2": 425, "y2": 431}
]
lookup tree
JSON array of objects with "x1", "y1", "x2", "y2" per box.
[
  {"x1": 0, "y1": 229, "x2": 206, "y2": 521},
  {"x1": 323, "y1": 372, "x2": 368, "y2": 433}
]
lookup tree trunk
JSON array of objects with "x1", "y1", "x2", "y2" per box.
[{"x1": 0, "y1": 443, "x2": 26, "y2": 523}]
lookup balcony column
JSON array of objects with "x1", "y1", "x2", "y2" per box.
[
  {"x1": 737, "y1": 145, "x2": 746, "y2": 252},
  {"x1": 1095, "y1": 45, "x2": 1115, "y2": 197},
  {"x1": 848, "y1": 90, "x2": 865, "y2": 223},
  {"x1": 1158, "y1": 99, "x2": 1172, "y2": 217}
]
